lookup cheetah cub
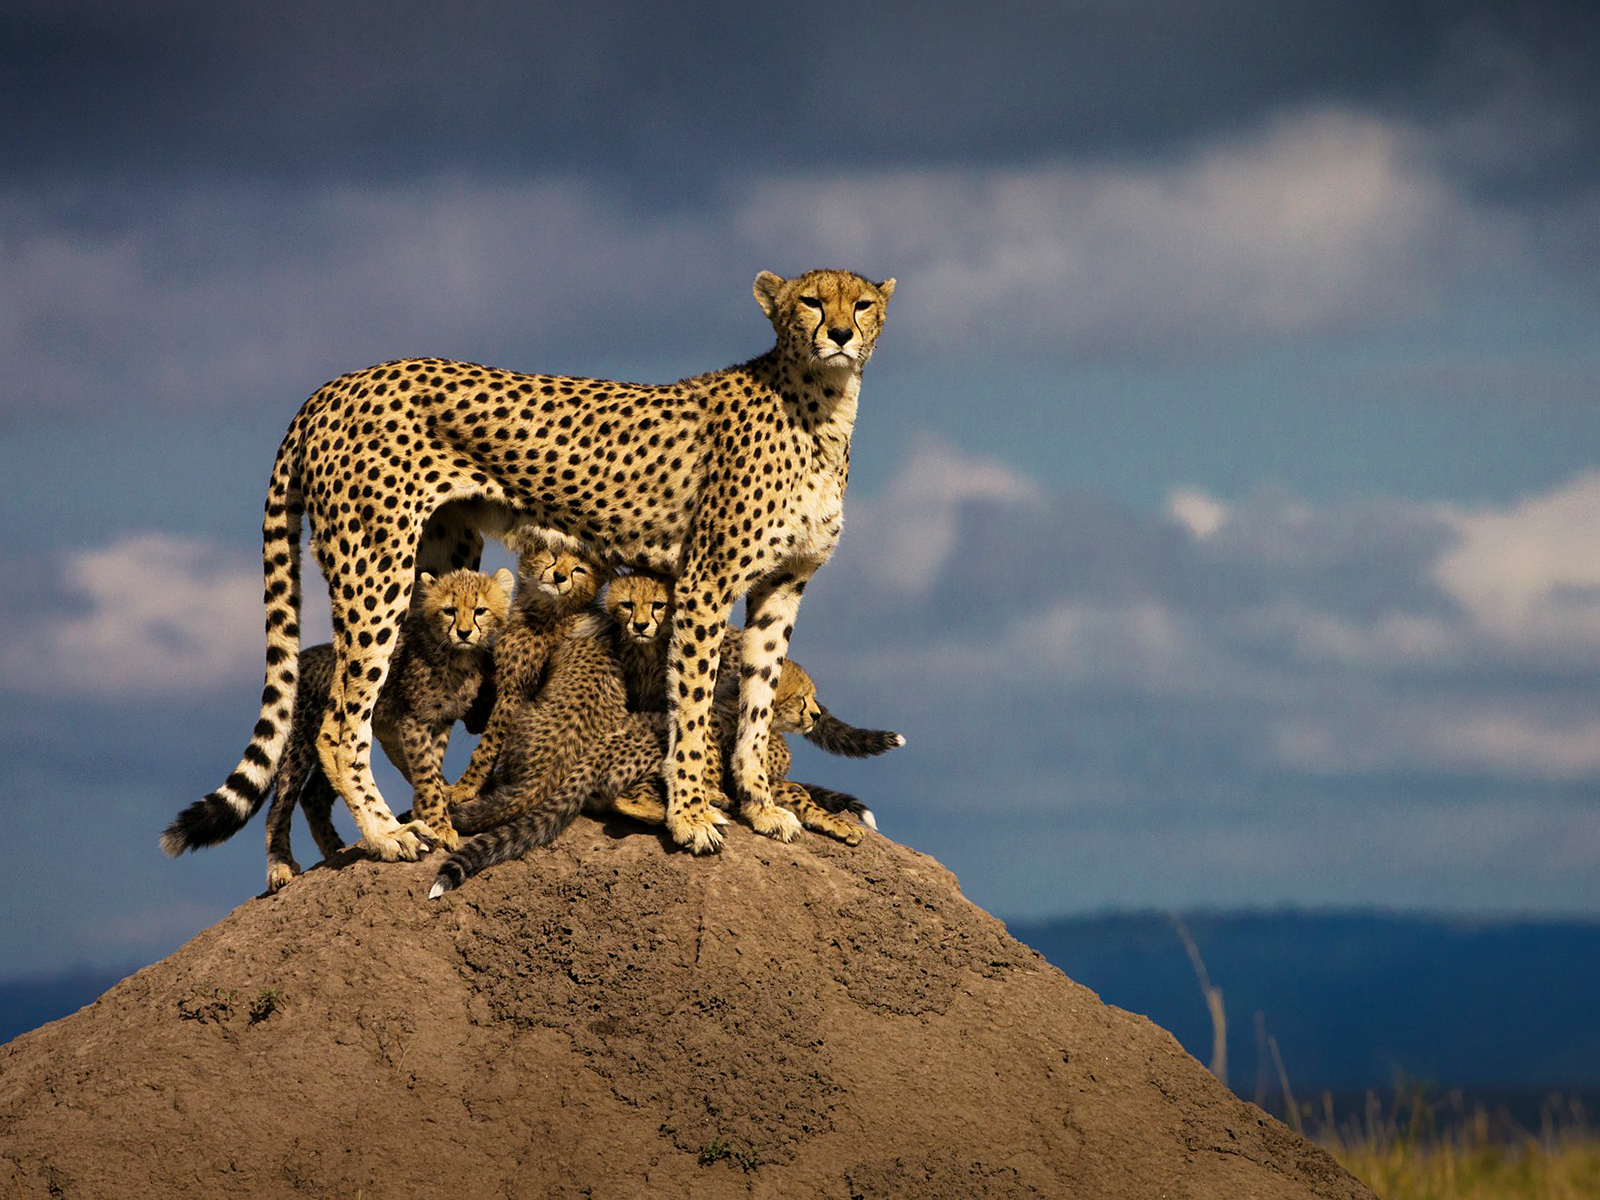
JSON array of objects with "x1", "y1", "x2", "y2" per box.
[
  {"x1": 160, "y1": 567, "x2": 512, "y2": 889},
  {"x1": 446, "y1": 534, "x2": 608, "y2": 808},
  {"x1": 602, "y1": 570, "x2": 900, "y2": 831},
  {"x1": 430, "y1": 658, "x2": 840, "y2": 895},
  {"x1": 446, "y1": 577, "x2": 643, "y2": 835}
]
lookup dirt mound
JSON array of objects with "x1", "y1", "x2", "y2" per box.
[{"x1": 0, "y1": 819, "x2": 1370, "y2": 1198}]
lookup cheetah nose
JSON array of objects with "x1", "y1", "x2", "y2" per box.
[{"x1": 827, "y1": 326, "x2": 852, "y2": 346}]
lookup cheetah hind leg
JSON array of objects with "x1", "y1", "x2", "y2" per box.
[
  {"x1": 611, "y1": 778, "x2": 735, "y2": 828},
  {"x1": 775, "y1": 780, "x2": 863, "y2": 846},
  {"x1": 264, "y1": 787, "x2": 301, "y2": 892},
  {"x1": 609, "y1": 778, "x2": 668, "y2": 826},
  {"x1": 316, "y1": 713, "x2": 435, "y2": 862}
]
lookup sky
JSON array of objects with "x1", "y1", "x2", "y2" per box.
[{"x1": 2, "y1": 0, "x2": 1599, "y2": 978}]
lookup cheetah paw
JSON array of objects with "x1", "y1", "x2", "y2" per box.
[
  {"x1": 809, "y1": 815, "x2": 864, "y2": 846},
  {"x1": 667, "y1": 806, "x2": 728, "y2": 854},
  {"x1": 745, "y1": 803, "x2": 802, "y2": 843},
  {"x1": 361, "y1": 823, "x2": 434, "y2": 862},
  {"x1": 410, "y1": 813, "x2": 461, "y2": 852},
  {"x1": 266, "y1": 861, "x2": 299, "y2": 893}
]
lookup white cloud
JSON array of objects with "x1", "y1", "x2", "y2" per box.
[
  {"x1": 839, "y1": 433, "x2": 1046, "y2": 593},
  {"x1": 1, "y1": 532, "x2": 333, "y2": 699},
  {"x1": 819, "y1": 447, "x2": 1600, "y2": 788},
  {"x1": 1269, "y1": 704, "x2": 1600, "y2": 783},
  {"x1": 0, "y1": 179, "x2": 732, "y2": 420},
  {"x1": 1434, "y1": 471, "x2": 1600, "y2": 648},
  {"x1": 1167, "y1": 490, "x2": 1229, "y2": 539}
]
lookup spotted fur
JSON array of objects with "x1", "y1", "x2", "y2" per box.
[
  {"x1": 447, "y1": 621, "x2": 629, "y2": 835},
  {"x1": 160, "y1": 568, "x2": 512, "y2": 888},
  {"x1": 430, "y1": 658, "x2": 850, "y2": 895},
  {"x1": 602, "y1": 571, "x2": 899, "y2": 830},
  {"x1": 445, "y1": 539, "x2": 608, "y2": 807},
  {"x1": 204, "y1": 269, "x2": 894, "y2": 861}
]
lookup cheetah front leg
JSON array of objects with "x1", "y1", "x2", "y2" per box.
[
  {"x1": 397, "y1": 715, "x2": 461, "y2": 851},
  {"x1": 774, "y1": 780, "x2": 865, "y2": 846},
  {"x1": 662, "y1": 580, "x2": 734, "y2": 853},
  {"x1": 730, "y1": 573, "x2": 808, "y2": 842}
]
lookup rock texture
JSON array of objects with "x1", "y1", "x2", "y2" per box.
[{"x1": 0, "y1": 819, "x2": 1371, "y2": 1198}]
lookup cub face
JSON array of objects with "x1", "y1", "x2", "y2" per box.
[
  {"x1": 417, "y1": 568, "x2": 514, "y2": 650},
  {"x1": 771, "y1": 660, "x2": 822, "y2": 734},
  {"x1": 605, "y1": 573, "x2": 672, "y2": 645},
  {"x1": 516, "y1": 546, "x2": 603, "y2": 609},
  {"x1": 754, "y1": 269, "x2": 896, "y2": 371}
]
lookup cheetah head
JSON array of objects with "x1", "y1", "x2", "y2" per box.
[
  {"x1": 771, "y1": 659, "x2": 823, "y2": 734},
  {"x1": 754, "y1": 269, "x2": 895, "y2": 373},
  {"x1": 515, "y1": 545, "x2": 604, "y2": 610},
  {"x1": 417, "y1": 567, "x2": 514, "y2": 651},
  {"x1": 605, "y1": 572, "x2": 672, "y2": 645}
]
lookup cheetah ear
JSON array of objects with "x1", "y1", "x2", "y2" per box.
[
  {"x1": 753, "y1": 271, "x2": 785, "y2": 318},
  {"x1": 419, "y1": 572, "x2": 437, "y2": 587},
  {"x1": 491, "y1": 567, "x2": 515, "y2": 595},
  {"x1": 876, "y1": 277, "x2": 896, "y2": 302}
]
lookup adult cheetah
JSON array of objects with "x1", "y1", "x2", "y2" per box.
[{"x1": 200, "y1": 269, "x2": 895, "y2": 860}]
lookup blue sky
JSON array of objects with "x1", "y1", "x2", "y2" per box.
[{"x1": 2, "y1": 0, "x2": 1598, "y2": 976}]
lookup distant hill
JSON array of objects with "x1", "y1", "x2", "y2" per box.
[
  {"x1": 1006, "y1": 910, "x2": 1600, "y2": 1107},
  {"x1": 0, "y1": 965, "x2": 132, "y2": 1045}
]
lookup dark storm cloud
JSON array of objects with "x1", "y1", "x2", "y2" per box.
[{"x1": 4, "y1": 0, "x2": 1593, "y2": 196}]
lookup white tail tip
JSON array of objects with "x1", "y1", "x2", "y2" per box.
[
  {"x1": 862, "y1": 808, "x2": 877, "y2": 831},
  {"x1": 427, "y1": 880, "x2": 447, "y2": 900}
]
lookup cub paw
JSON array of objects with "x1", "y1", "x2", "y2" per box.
[
  {"x1": 744, "y1": 802, "x2": 802, "y2": 843},
  {"x1": 420, "y1": 820, "x2": 461, "y2": 852},
  {"x1": 806, "y1": 812, "x2": 865, "y2": 846},
  {"x1": 411, "y1": 807, "x2": 462, "y2": 851},
  {"x1": 361, "y1": 824, "x2": 433, "y2": 862},
  {"x1": 266, "y1": 861, "x2": 299, "y2": 893}
]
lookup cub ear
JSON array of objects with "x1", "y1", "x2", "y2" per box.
[
  {"x1": 491, "y1": 567, "x2": 515, "y2": 594},
  {"x1": 419, "y1": 572, "x2": 437, "y2": 587},
  {"x1": 876, "y1": 277, "x2": 896, "y2": 301},
  {"x1": 753, "y1": 270, "x2": 785, "y2": 318}
]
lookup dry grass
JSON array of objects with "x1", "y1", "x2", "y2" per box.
[
  {"x1": 1308, "y1": 1090, "x2": 1600, "y2": 1200},
  {"x1": 1168, "y1": 916, "x2": 1600, "y2": 1198}
]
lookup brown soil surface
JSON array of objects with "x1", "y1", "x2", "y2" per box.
[{"x1": 0, "y1": 819, "x2": 1371, "y2": 1198}]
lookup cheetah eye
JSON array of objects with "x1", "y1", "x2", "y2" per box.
[
  {"x1": 474, "y1": 606, "x2": 488, "y2": 616},
  {"x1": 442, "y1": 606, "x2": 456, "y2": 617},
  {"x1": 854, "y1": 299, "x2": 873, "y2": 312},
  {"x1": 651, "y1": 601, "x2": 666, "y2": 612},
  {"x1": 799, "y1": 296, "x2": 823, "y2": 311}
]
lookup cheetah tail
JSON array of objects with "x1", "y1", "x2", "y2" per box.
[
  {"x1": 798, "y1": 781, "x2": 877, "y2": 831},
  {"x1": 162, "y1": 424, "x2": 306, "y2": 857},
  {"x1": 803, "y1": 706, "x2": 906, "y2": 759},
  {"x1": 428, "y1": 777, "x2": 590, "y2": 898}
]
